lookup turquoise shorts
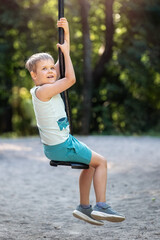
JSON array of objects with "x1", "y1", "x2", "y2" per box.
[{"x1": 43, "y1": 134, "x2": 92, "y2": 165}]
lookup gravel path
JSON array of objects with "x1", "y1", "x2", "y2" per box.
[{"x1": 0, "y1": 136, "x2": 160, "y2": 240}]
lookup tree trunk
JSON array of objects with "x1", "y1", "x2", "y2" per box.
[
  {"x1": 0, "y1": 105, "x2": 12, "y2": 133},
  {"x1": 0, "y1": 68, "x2": 13, "y2": 133},
  {"x1": 78, "y1": 0, "x2": 92, "y2": 135},
  {"x1": 78, "y1": 0, "x2": 114, "y2": 134},
  {"x1": 93, "y1": 0, "x2": 114, "y2": 88}
]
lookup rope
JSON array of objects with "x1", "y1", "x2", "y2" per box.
[{"x1": 58, "y1": 0, "x2": 73, "y2": 135}]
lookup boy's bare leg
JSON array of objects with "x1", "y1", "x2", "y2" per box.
[
  {"x1": 79, "y1": 167, "x2": 95, "y2": 205},
  {"x1": 74, "y1": 165, "x2": 104, "y2": 226},
  {"x1": 90, "y1": 151, "x2": 107, "y2": 203},
  {"x1": 89, "y1": 152, "x2": 125, "y2": 222},
  {"x1": 79, "y1": 151, "x2": 107, "y2": 205},
  {"x1": 75, "y1": 151, "x2": 125, "y2": 224}
]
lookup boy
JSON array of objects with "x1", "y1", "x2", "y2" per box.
[{"x1": 25, "y1": 18, "x2": 125, "y2": 225}]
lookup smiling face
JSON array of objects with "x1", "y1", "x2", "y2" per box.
[{"x1": 31, "y1": 59, "x2": 57, "y2": 86}]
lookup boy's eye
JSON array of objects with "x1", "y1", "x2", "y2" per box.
[
  {"x1": 51, "y1": 67, "x2": 55, "y2": 70},
  {"x1": 42, "y1": 67, "x2": 47, "y2": 70}
]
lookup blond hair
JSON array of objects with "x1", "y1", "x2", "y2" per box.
[{"x1": 25, "y1": 52, "x2": 54, "y2": 72}]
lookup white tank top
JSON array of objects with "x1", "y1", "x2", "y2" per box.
[{"x1": 30, "y1": 86, "x2": 69, "y2": 145}]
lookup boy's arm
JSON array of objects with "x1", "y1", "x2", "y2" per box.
[{"x1": 54, "y1": 18, "x2": 70, "y2": 79}]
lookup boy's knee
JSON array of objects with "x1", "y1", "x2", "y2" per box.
[
  {"x1": 101, "y1": 157, "x2": 107, "y2": 168},
  {"x1": 90, "y1": 152, "x2": 107, "y2": 169}
]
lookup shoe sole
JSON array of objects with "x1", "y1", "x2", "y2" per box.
[
  {"x1": 91, "y1": 211, "x2": 125, "y2": 222},
  {"x1": 73, "y1": 210, "x2": 104, "y2": 226}
]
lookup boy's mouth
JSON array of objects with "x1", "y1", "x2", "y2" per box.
[{"x1": 47, "y1": 75, "x2": 54, "y2": 79}]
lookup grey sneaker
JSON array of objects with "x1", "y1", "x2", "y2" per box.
[
  {"x1": 73, "y1": 205, "x2": 104, "y2": 226},
  {"x1": 91, "y1": 203, "x2": 125, "y2": 222}
]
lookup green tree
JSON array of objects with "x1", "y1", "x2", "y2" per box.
[
  {"x1": 0, "y1": 0, "x2": 58, "y2": 135},
  {"x1": 0, "y1": 0, "x2": 160, "y2": 136},
  {"x1": 114, "y1": 0, "x2": 160, "y2": 133},
  {"x1": 0, "y1": 0, "x2": 21, "y2": 132}
]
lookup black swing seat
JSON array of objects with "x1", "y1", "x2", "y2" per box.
[{"x1": 50, "y1": 160, "x2": 89, "y2": 169}]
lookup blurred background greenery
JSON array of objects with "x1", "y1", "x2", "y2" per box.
[{"x1": 0, "y1": 0, "x2": 160, "y2": 137}]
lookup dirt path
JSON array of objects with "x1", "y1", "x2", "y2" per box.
[{"x1": 0, "y1": 136, "x2": 160, "y2": 240}]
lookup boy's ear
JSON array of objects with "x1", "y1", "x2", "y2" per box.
[{"x1": 30, "y1": 71, "x2": 37, "y2": 80}]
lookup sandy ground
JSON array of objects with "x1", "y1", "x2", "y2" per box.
[{"x1": 0, "y1": 135, "x2": 160, "y2": 240}]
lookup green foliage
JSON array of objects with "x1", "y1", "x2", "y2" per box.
[{"x1": 0, "y1": 0, "x2": 160, "y2": 135}]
